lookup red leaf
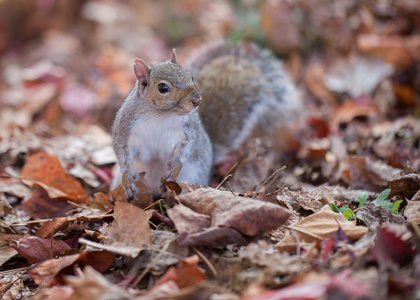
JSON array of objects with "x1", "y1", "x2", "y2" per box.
[{"x1": 10, "y1": 235, "x2": 71, "y2": 264}]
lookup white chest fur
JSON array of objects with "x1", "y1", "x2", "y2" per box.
[{"x1": 127, "y1": 113, "x2": 185, "y2": 192}]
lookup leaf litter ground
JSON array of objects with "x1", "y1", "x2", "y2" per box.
[{"x1": 0, "y1": 0, "x2": 420, "y2": 299}]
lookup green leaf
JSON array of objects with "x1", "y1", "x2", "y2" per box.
[
  {"x1": 374, "y1": 189, "x2": 402, "y2": 214},
  {"x1": 393, "y1": 200, "x2": 402, "y2": 214},
  {"x1": 342, "y1": 209, "x2": 355, "y2": 220},
  {"x1": 375, "y1": 189, "x2": 391, "y2": 202},
  {"x1": 375, "y1": 198, "x2": 394, "y2": 210},
  {"x1": 329, "y1": 203, "x2": 340, "y2": 213},
  {"x1": 338, "y1": 205, "x2": 349, "y2": 214},
  {"x1": 357, "y1": 192, "x2": 368, "y2": 208}
]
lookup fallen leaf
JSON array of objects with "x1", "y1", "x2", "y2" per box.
[
  {"x1": 167, "y1": 204, "x2": 211, "y2": 238},
  {"x1": 404, "y1": 200, "x2": 420, "y2": 225},
  {"x1": 20, "y1": 153, "x2": 88, "y2": 203},
  {"x1": 357, "y1": 34, "x2": 420, "y2": 69},
  {"x1": 330, "y1": 100, "x2": 379, "y2": 129},
  {"x1": 62, "y1": 266, "x2": 132, "y2": 300},
  {"x1": 37, "y1": 217, "x2": 71, "y2": 238},
  {"x1": 27, "y1": 251, "x2": 115, "y2": 287},
  {"x1": 156, "y1": 255, "x2": 206, "y2": 289},
  {"x1": 277, "y1": 205, "x2": 368, "y2": 252},
  {"x1": 356, "y1": 203, "x2": 405, "y2": 228},
  {"x1": 178, "y1": 225, "x2": 247, "y2": 247},
  {"x1": 177, "y1": 188, "x2": 292, "y2": 236},
  {"x1": 59, "y1": 83, "x2": 96, "y2": 119},
  {"x1": 20, "y1": 187, "x2": 74, "y2": 219},
  {"x1": 10, "y1": 235, "x2": 72, "y2": 264},
  {"x1": 128, "y1": 230, "x2": 188, "y2": 277},
  {"x1": 343, "y1": 156, "x2": 400, "y2": 192},
  {"x1": 303, "y1": 61, "x2": 336, "y2": 105},
  {"x1": 295, "y1": 187, "x2": 335, "y2": 212},
  {"x1": 0, "y1": 233, "x2": 22, "y2": 267},
  {"x1": 387, "y1": 173, "x2": 420, "y2": 200},
  {"x1": 324, "y1": 54, "x2": 393, "y2": 98},
  {"x1": 371, "y1": 226, "x2": 416, "y2": 267},
  {"x1": 101, "y1": 201, "x2": 152, "y2": 257}
]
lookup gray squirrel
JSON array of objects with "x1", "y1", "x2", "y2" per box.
[{"x1": 111, "y1": 40, "x2": 299, "y2": 201}]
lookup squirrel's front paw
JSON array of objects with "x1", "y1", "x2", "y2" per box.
[
  {"x1": 124, "y1": 182, "x2": 139, "y2": 202},
  {"x1": 168, "y1": 160, "x2": 182, "y2": 180},
  {"x1": 122, "y1": 172, "x2": 139, "y2": 202}
]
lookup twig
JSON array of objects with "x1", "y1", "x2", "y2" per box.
[
  {"x1": 290, "y1": 229, "x2": 301, "y2": 256},
  {"x1": 252, "y1": 166, "x2": 286, "y2": 199},
  {"x1": 215, "y1": 174, "x2": 232, "y2": 190},
  {"x1": 193, "y1": 247, "x2": 218, "y2": 277},
  {"x1": 143, "y1": 199, "x2": 162, "y2": 211},
  {"x1": 226, "y1": 181, "x2": 236, "y2": 196},
  {"x1": 0, "y1": 267, "x2": 30, "y2": 275},
  {"x1": 8, "y1": 214, "x2": 114, "y2": 227},
  {"x1": 266, "y1": 185, "x2": 286, "y2": 197},
  {"x1": 131, "y1": 246, "x2": 168, "y2": 287}
]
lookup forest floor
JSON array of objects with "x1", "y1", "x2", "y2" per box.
[{"x1": 0, "y1": 0, "x2": 419, "y2": 299}]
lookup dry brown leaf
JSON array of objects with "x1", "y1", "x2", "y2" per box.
[
  {"x1": 404, "y1": 200, "x2": 420, "y2": 225},
  {"x1": 357, "y1": 34, "x2": 420, "y2": 69},
  {"x1": 167, "y1": 204, "x2": 211, "y2": 238},
  {"x1": 37, "y1": 217, "x2": 71, "y2": 238},
  {"x1": 27, "y1": 251, "x2": 115, "y2": 287},
  {"x1": 92, "y1": 184, "x2": 126, "y2": 211},
  {"x1": 343, "y1": 156, "x2": 400, "y2": 192},
  {"x1": 356, "y1": 203, "x2": 405, "y2": 228},
  {"x1": 156, "y1": 255, "x2": 206, "y2": 289},
  {"x1": 331, "y1": 101, "x2": 379, "y2": 129},
  {"x1": 177, "y1": 188, "x2": 292, "y2": 236},
  {"x1": 0, "y1": 233, "x2": 22, "y2": 267},
  {"x1": 277, "y1": 205, "x2": 368, "y2": 252},
  {"x1": 303, "y1": 61, "x2": 336, "y2": 105},
  {"x1": 168, "y1": 202, "x2": 246, "y2": 246},
  {"x1": 20, "y1": 187, "x2": 74, "y2": 219},
  {"x1": 27, "y1": 254, "x2": 80, "y2": 287},
  {"x1": 63, "y1": 266, "x2": 133, "y2": 300},
  {"x1": 20, "y1": 153, "x2": 88, "y2": 203},
  {"x1": 295, "y1": 187, "x2": 335, "y2": 212},
  {"x1": 387, "y1": 173, "x2": 420, "y2": 200},
  {"x1": 101, "y1": 201, "x2": 152, "y2": 257}
]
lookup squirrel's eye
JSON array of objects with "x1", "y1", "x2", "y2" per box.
[{"x1": 158, "y1": 83, "x2": 170, "y2": 93}]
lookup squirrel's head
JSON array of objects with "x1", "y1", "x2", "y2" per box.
[{"x1": 133, "y1": 49, "x2": 201, "y2": 115}]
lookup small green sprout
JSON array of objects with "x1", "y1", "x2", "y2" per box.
[
  {"x1": 357, "y1": 191, "x2": 368, "y2": 208},
  {"x1": 373, "y1": 189, "x2": 402, "y2": 214},
  {"x1": 329, "y1": 203, "x2": 356, "y2": 220}
]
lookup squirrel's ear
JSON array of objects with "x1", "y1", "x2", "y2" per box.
[
  {"x1": 133, "y1": 59, "x2": 150, "y2": 87},
  {"x1": 170, "y1": 49, "x2": 177, "y2": 64}
]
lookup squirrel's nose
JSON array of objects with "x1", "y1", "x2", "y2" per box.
[{"x1": 190, "y1": 92, "x2": 202, "y2": 107}]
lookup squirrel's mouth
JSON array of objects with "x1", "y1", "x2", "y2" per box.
[
  {"x1": 158, "y1": 102, "x2": 196, "y2": 116},
  {"x1": 176, "y1": 98, "x2": 200, "y2": 114}
]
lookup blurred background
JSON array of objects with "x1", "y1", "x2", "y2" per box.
[
  {"x1": 0, "y1": 0, "x2": 419, "y2": 132},
  {"x1": 0, "y1": 0, "x2": 419, "y2": 191}
]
